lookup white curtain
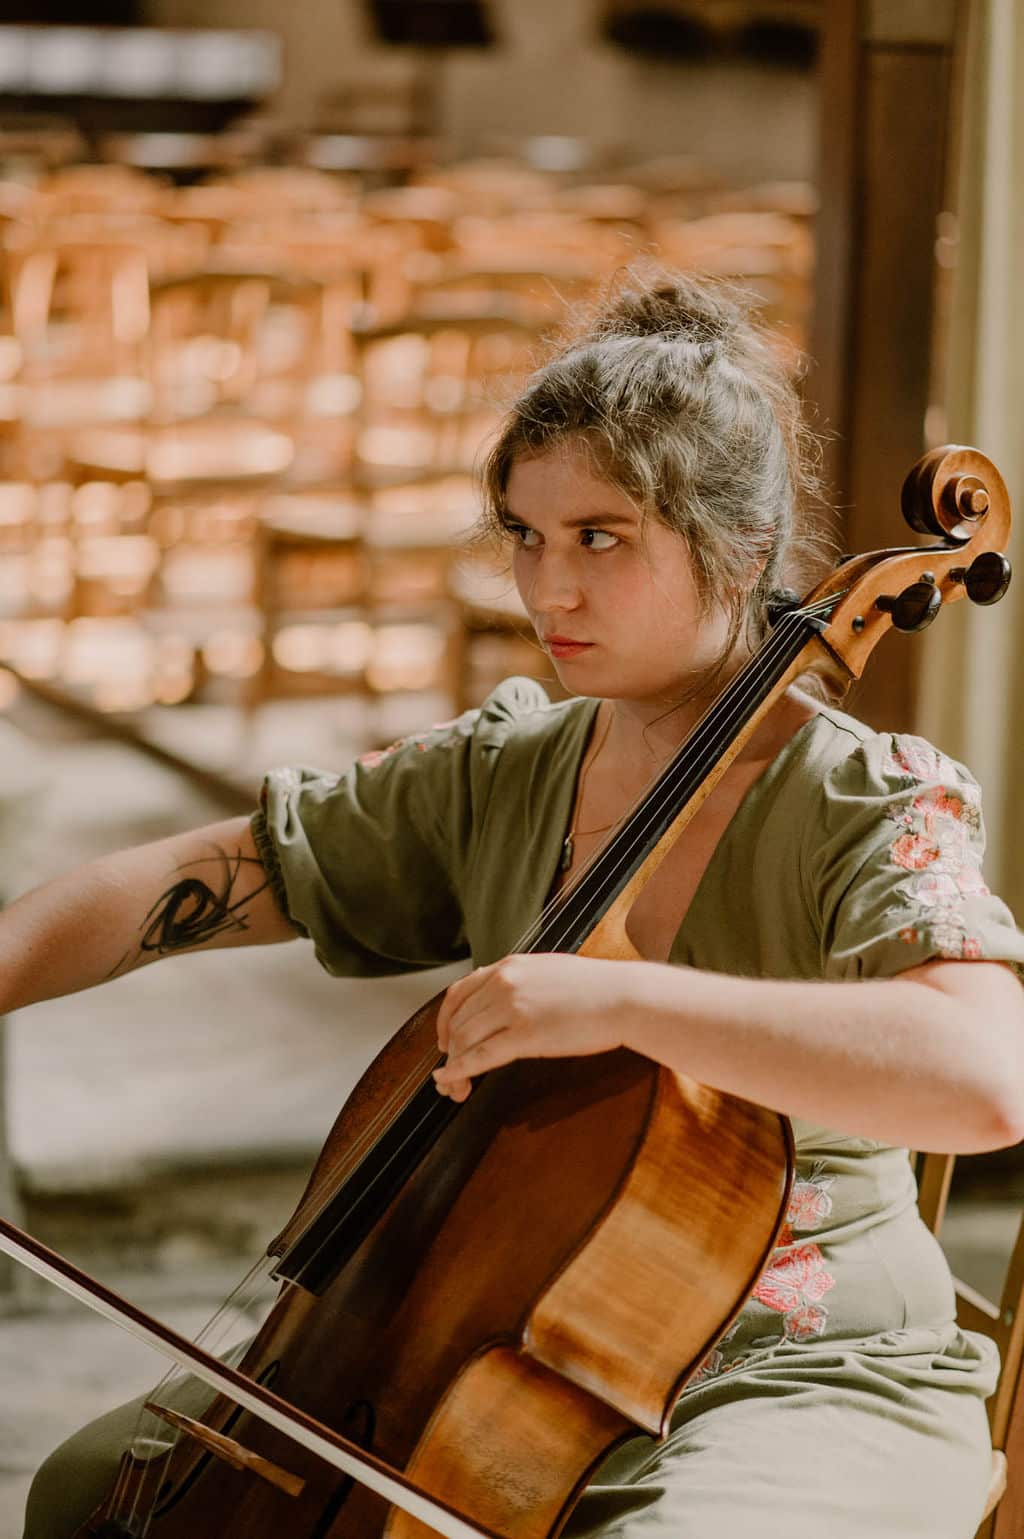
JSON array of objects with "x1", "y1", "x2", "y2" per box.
[{"x1": 916, "y1": 0, "x2": 1024, "y2": 917}]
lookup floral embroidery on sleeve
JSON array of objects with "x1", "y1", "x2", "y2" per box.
[
  {"x1": 882, "y1": 741, "x2": 989, "y2": 960},
  {"x1": 357, "y1": 719, "x2": 462, "y2": 771}
]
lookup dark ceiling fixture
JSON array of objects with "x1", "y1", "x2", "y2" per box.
[
  {"x1": 602, "y1": 3, "x2": 818, "y2": 66},
  {"x1": 364, "y1": 0, "x2": 495, "y2": 48},
  {"x1": 603, "y1": 8, "x2": 716, "y2": 60},
  {"x1": 0, "y1": 1, "x2": 139, "y2": 17},
  {"x1": 738, "y1": 20, "x2": 818, "y2": 67}
]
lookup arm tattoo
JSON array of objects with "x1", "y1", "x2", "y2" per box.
[{"x1": 106, "y1": 845, "x2": 272, "y2": 979}]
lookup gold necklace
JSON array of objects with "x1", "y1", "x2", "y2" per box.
[{"x1": 559, "y1": 707, "x2": 616, "y2": 873}]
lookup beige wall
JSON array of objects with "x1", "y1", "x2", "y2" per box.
[
  {"x1": 917, "y1": 0, "x2": 1024, "y2": 916},
  {"x1": 148, "y1": 0, "x2": 816, "y2": 179}
]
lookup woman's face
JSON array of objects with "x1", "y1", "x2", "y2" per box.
[{"x1": 505, "y1": 444, "x2": 736, "y2": 710}]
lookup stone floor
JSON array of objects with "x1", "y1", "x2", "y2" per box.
[{"x1": 0, "y1": 689, "x2": 1021, "y2": 1539}]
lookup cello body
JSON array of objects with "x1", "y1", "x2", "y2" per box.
[{"x1": 79, "y1": 991, "x2": 792, "y2": 1539}]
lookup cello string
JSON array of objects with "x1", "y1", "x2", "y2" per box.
[
  {"x1": 292, "y1": 1096, "x2": 460, "y2": 1285},
  {"x1": 113, "y1": 1250, "x2": 281, "y2": 1528},
  {"x1": 281, "y1": 605, "x2": 826, "y2": 1252}
]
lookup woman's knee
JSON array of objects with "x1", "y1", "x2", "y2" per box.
[{"x1": 22, "y1": 1393, "x2": 149, "y2": 1539}]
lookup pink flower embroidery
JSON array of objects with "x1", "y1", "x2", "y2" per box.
[
  {"x1": 787, "y1": 1171, "x2": 835, "y2": 1231},
  {"x1": 753, "y1": 1242, "x2": 836, "y2": 1316},
  {"x1": 357, "y1": 717, "x2": 463, "y2": 770},
  {"x1": 883, "y1": 742, "x2": 990, "y2": 961},
  {"x1": 956, "y1": 867, "x2": 990, "y2": 899},
  {"x1": 913, "y1": 871, "x2": 961, "y2": 906},
  {"x1": 891, "y1": 833, "x2": 940, "y2": 871},
  {"x1": 915, "y1": 787, "x2": 966, "y2": 823},
  {"x1": 784, "y1": 1305, "x2": 830, "y2": 1342},
  {"x1": 691, "y1": 1347, "x2": 724, "y2": 1383},
  {"x1": 695, "y1": 1167, "x2": 838, "y2": 1377},
  {"x1": 887, "y1": 742, "x2": 946, "y2": 781}
]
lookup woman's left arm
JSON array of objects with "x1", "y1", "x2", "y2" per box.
[{"x1": 434, "y1": 953, "x2": 1024, "y2": 1153}]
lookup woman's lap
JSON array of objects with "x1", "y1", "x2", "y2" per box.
[
  {"x1": 565, "y1": 1329, "x2": 997, "y2": 1539},
  {"x1": 24, "y1": 1330, "x2": 997, "y2": 1539}
]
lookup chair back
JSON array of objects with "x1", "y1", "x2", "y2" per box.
[{"x1": 916, "y1": 1150, "x2": 1024, "y2": 1536}]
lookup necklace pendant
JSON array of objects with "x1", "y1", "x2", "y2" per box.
[{"x1": 560, "y1": 834, "x2": 574, "y2": 872}]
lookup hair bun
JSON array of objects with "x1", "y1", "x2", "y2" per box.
[{"x1": 591, "y1": 273, "x2": 744, "y2": 350}]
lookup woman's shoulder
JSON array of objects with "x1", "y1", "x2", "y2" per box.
[
  {"x1": 793, "y1": 703, "x2": 982, "y2": 807},
  {"x1": 348, "y1": 675, "x2": 583, "y2": 776},
  {"x1": 465, "y1": 675, "x2": 595, "y2": 760}
]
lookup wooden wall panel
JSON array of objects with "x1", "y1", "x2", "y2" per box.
[{"x1": 808, "y1": 1, "x2": 962, "y2": 731}]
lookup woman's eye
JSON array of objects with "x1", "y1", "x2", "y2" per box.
[
  {"x1": 581, "y1": 528, "x2": 619, "y2": 551},
  {"x1": 507, "y1": 522, "x2": 541, "y2": 548}
]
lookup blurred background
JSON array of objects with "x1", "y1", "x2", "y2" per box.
[{"x1": 0, "y1": 1, "x2": 1023, "y2": 1531}]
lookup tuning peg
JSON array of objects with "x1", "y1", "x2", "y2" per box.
[
  {"x1": 874, "y1": 578, "x2": 942, "y2": 632},
  {"x1": 947, "y1": 551, "x2": 1012, "y2": 605}
]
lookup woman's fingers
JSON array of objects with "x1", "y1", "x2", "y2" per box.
[
  {"x1": 434, "y1": 1023, "x2": 516, "y2": 1096},
  {"x1": 436, "y1": 962, "x2": 497, "y2": 1051}
]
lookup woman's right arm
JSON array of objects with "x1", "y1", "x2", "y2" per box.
[{"x1": 0, "y1": 814, "x2": 298, "y2": 1015}]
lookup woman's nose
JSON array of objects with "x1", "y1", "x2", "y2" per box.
[{"x1": 524, "y1": 552, "x2": 581, "y2": 613}]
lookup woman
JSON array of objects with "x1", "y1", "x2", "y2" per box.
[{"x1": 10, "y1": 271, "x2": 1024, "y2": 1539}]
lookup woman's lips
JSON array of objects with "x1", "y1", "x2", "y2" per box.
[{"x1": 544, "y1": 636, "x2": 593, "y2": 659}]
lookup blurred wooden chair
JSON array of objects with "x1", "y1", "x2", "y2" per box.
[
  {"x1": 350, "y1": 306, "x2": 543, "y2": 490},
  {"x1": 649, "y1": 210, "x2": 814, "y2": 355},
  {"x1": 59, "y1": 268, "x2": 346, "y2": 715},
  {"x1": 2, "y1": 222, "x2": 211, "y2": 477},
  {"x1": 143, "y1": 268, "x2": 338, "y2": 424},
  {"x1": 212, "y1": 215, "x2": 416, "y2": 329},
  {"x1": 207, "y1": 166, "x2": 359, "y2": 217},
  {"x1": 249, "y1": 487, "x2": 371, "y2": 712},
  {"x1": 447, "y1": 550, "x2": 544, "y2": 712},
  {"x1": 3, "y1": 232, "x2": 153, "y2": 479},
  {"x1": 60, "y1": 417, "x2": 293, "y2": 699},
  {"x1": 412, "y1": 158, "x2": 560, "y2": 217},
  {"x1": 0, "y1": 114, "x2": 86, "y2": 174},
  {"x1": 916, "y1": 1151, "x2": 1024, "y2": 1537},
  {"x1": 29, "y1": 164, "x2": 167, "y2": 219}
]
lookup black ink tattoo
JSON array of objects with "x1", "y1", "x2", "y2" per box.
[{"x1": 106, "y1": 846, "x2": 271, "y2": 980}]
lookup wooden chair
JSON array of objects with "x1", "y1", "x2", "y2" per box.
[
  {"x1": 649, "y1": 209, "x2": 814, "y2": 355},
  {"x1": 916, "y1": 1151, "x2": 1024, "y2": 1536},
  {"x1": 2, "y1": 222, "x2": 210, "y2": 478},
  {"x1": 412, "y1": 158, "x2": 560, "y2": 217},
  {"x1": 447, "y1": 553, "x2": 537, "y2": 712},
  {"x1": 28, "y1": 163, "x2": 167, "y2": 219},
  {"x1": 350, "y1": 306, "x2": 544, "y2": 489}
]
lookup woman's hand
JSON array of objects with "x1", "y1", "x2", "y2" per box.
[{"x1": 434, "y1": 952, "x2": 644, "y2": 1102}]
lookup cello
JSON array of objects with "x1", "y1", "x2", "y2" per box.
[{"x1": 0, "y1": 444, "x2": 1013, "y2": 1539}]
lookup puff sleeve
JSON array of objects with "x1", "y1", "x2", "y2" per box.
[
  {"x1": 250, "y1": 680, "x2": 547, "y2": 976},
  {"x1": 807, "y1": 733, "x2": 1024, "y2": 983}
]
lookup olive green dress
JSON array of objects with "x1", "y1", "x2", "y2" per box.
[{"x1": 24, "y1": 678, "x2": 1024, "y2": 1539}]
